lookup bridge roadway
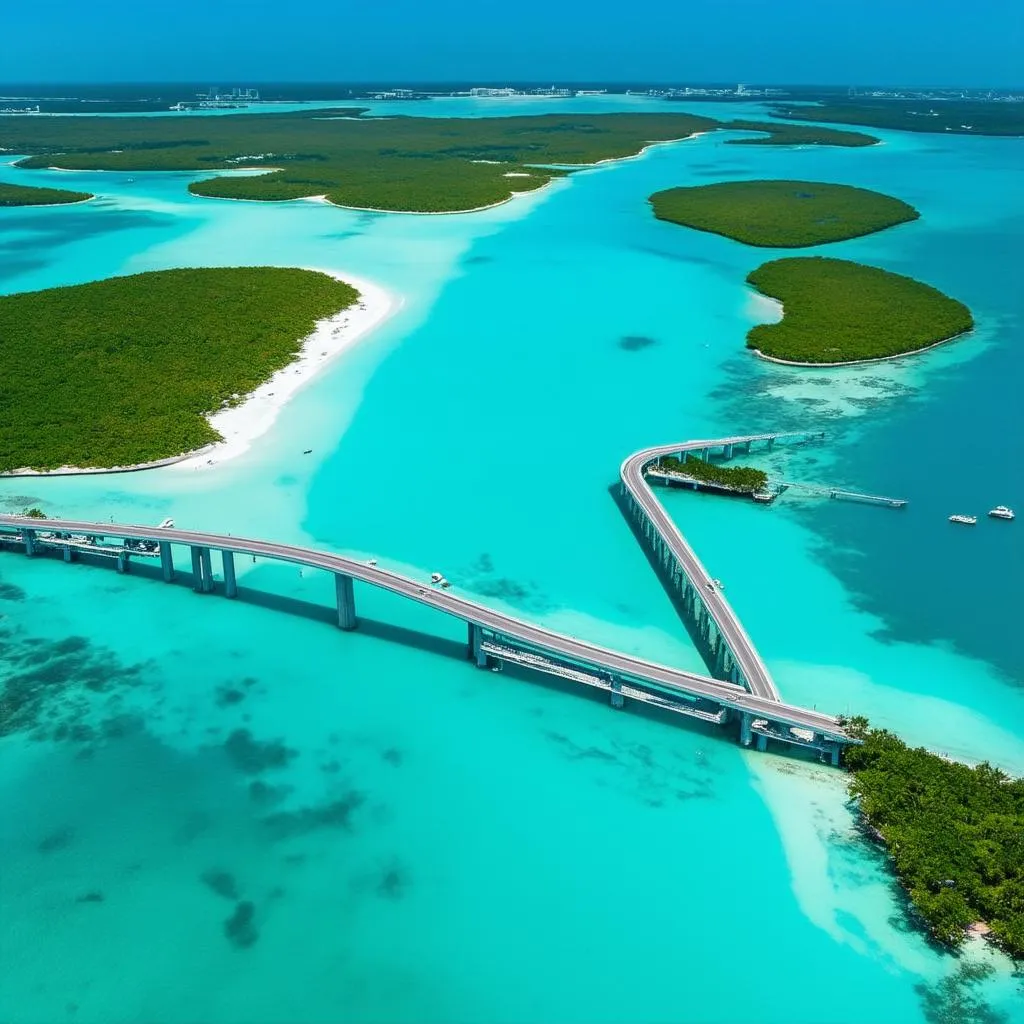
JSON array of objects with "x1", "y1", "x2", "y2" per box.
[
  {"x1": 0, "y1": 509, "x2": 848, "y2": 743},
  {"x1": 619, "y1": 432, "x2": 811, "y2": 703}
]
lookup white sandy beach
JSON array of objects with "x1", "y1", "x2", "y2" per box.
[{"x1": 170, "y1": 268, "x2": 398, "y2": 472}]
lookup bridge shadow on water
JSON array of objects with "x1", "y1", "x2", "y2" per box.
[
  {"x1": 76, "y1": 548, "x2": 732, "y2": 742},
  {"x1": 120, "y1": 558, "x2": 470, "y2": 663}
]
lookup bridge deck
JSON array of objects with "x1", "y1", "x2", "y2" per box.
[
  {"x1": 0, "y1": 432, "x2": 852, "y2": 750},
  {"x1": 620, "y1": 434, "x2": 816, "y2": 702}
]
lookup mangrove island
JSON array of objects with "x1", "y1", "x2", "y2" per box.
[
  {"x1": 649, "y1": 180, "x2": 919, "y2": 248},
  {"x1": 841, "y1": 718, "x2": 1024, "y2": 960},
  {"x1": 746, "y1": 257, "x2": 974, "y2": 364},
  {"x1": 655, "y1": 455, "x2": 768, "y2": 495},
  {"x1": 1, "y1": 109, "x2": 879, "y2": 214},
  {"x1": 0, "y1": 267, "x2": 358, "y2": 472},
  {"x1": 0, "y1": 182, "x2": 93, "y2": 207}
]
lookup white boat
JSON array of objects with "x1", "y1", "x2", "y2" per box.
[
  {"x1": 430, "y1": 572, "x2": 443, "y2": 584},
  {"x1": 988, "y1": 506, "x2": 1015, "y2": 521},
  {"x1": 712, "y1": 578, "x2": 724, "y2": 590},
  {"x1": 157, "y1": 517, "x2": 174, "y2": 529},
  {"x1": 948, "y1": 514, "x2": 977, "y2": 525}
]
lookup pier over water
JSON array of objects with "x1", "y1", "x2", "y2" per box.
[{"x1": 0, "y1": 432, "x2": 855, "y2": 763}]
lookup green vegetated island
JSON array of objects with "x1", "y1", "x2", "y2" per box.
[
  {"x1": 650, "y1": 180, "x2": 919, "y2": 247},
  {"x1": 746, "y1": 257, "x2": 974, "y2": 364},
  {"x1": 841, "y1": 719, "x2": 1024, "y2": 960},
  {"x1": 0, "y1": 182, "x2": 93, "y2": 206},
  {"x1": 0, "y1": 267, "x2": 358, "y2": 472},
  {"x1": 656, "y1": 455, "x2": 767, "y2": 494},
  {"x1": 0, "y1": 108, "x2": 877, "y2": 214},
  {"x1": 769, "y1": 98, "x2": 1024, "y2": 138}
]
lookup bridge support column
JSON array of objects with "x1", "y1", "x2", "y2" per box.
[
  {"x1": 159, "y1": 542, "x2": 174, "y2": 582},
  {"x1": 222, "y1": 551, "x2": 237, "y2": 599},
  {"x1": 63, "y1": 545, "x2": 75, "y2": 563},
  {"x1": 116, "y1": 551, "x2": 128, "y2": 574},
  {"x1": 200, "y1": 548, "x2": 214, "y2": 593},
  {"x1": 468, "y1": 623, "x2": 488, "y2": 668},
  {"x1": 756, "y1": 733, "x2": 768, "y2": 752},
  {"x1": 713, "y1": 639, "x2": 726, "y2": 677},
  {"x1": 610, "y1": 676, "x2": 624, "y2": 709},
  {"x1": 825, "y1": 742, "x2": 841, "y2": 767},
  {"x1": 191, "y1": 546, "x2": 205, "y2": 593},
  {"x1": 740, "y1": 712, "x2": 753, "y2": 747},
  {"x1": 335, "y1": 573, "x2": 356, "y2": 630},
  {"x1": 23, "y1": 529, "x2": 36, "y2": 557},
  {"x1": 724, "y1": 444, "x2": 734, "y2": 459}
]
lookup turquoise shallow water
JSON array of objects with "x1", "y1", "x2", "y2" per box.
[{"x1": 1, "y1": 100, "x2": 1022, "y2": 1022}]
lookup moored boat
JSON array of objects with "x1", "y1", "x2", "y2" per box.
[
  {"x1": 988, "y1": 505, "x2": 1015, "y2": 520},
  {"x1": 948, "y1": 514, "x2": 977, "y2": 525}
]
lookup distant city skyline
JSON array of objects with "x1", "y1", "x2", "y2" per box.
[{"x1": 4, "y1": 0, "x2": 1022, "y2": 89}]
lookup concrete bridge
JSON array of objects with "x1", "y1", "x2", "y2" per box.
[{"x1": 0, "y1": 431, "x2": 853, "y2": 762}]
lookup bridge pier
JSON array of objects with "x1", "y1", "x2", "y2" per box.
[
  {"x1": 160, "y1": 542, "x2": 174, "y2": 582},
  {"x1": 63, "y1": 545, "x2": 75, "y2": 563},
  {"x1": 222, "y1": 551, "x2": 237, "y2": 599},
  {"x1": 23, "y1": 528, "x2": 36, "y2": 557},
  {"x1": 200, "y1": 548, "x2": 214, "y2": 593},
  {"x1": 116, "y1": 551, "x2": 129, "y2": 574},
  {"x1": 740, "y1": 712, "x2": 753, "y2": 747},
  {"x1": 468, "y1": 623, "x2": 489, "y2": 668},
  {"x1": 756, "y1": 733, "x2": 768, "y2": 752},
  {"x1": 724, "y1": 444, "x2": 734, "y2": 459},
  {"x1": 610, "y1": 676, "x2": 624, "y2": 709},
  {"x1": 335, "y1": 573, "x2": 356, "y2": 630},
  {"x1": 190, "y1": 546, "x2": 215, "y2": 593}
]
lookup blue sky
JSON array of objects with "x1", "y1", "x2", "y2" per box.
[{"x1": 2, "y1": 0, "x2": 1021, "y2": 87}]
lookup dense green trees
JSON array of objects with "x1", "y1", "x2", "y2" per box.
[
  {"x1": 841, "y1": 720, "x2": 1024, "y2": 959},
  {"x1": 5, "y1": 110, "x2": 716, "y2": 212},
  {"x1": 0, "y1": 182, "x2": 92, "y2": 206},
  {"x1": 746, "y1": 257, "x2": 973, "y2": 363},
  {"x1": 1, "y1": 108, "x2": 878, "y2": 213},
  {"x1": 725, "y1": 120, "x2": 878, "y2": 147},
  {"x1": 0, "y1": 268, "x2": 358, "y2": 471},
  {"x1": 649, "y1": 180, "x2": 918, "y2": 247},
  {"x1": 657, "y1": 455, "x2": 768, "y2": 494},
  {"x1": 770, "y1": 99, "x2": 1024, "y2": 138}
]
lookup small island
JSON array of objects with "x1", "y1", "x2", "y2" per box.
[
  {"x1": 654, "y1": 455, "x2": 768, "y2": 495},
  {"x1": 0, "y1": 182, "x2": 93, "y2": 207},
  {"x1": 841, "y1": 718, "x2": 1024, "y2": 960},
  {"x1": 649, "y1": 180, "x2": 919, "y2": 248},
  {"x1": 0, "y1": 267, "x2": 359, "y2": 473},
  {"x1": 724, "y1": 119, "x2": 878, "y2": 148},
  {"x1": 746, "y1": 257, "x2": 974, "y2": 364}
]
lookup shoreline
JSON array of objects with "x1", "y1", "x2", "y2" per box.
[
  {"x1": 1, "y1": 267, "x2": 399, "y2": 478},
  {"x1": 0, "y1": 195, "x2": 95, "y2": 209},
  {"x1": 750, "y1": 328, "x2": 973, "y2": 368},
  {"x1": 158, "y1": 130, "x2": 707, "y2": 217}
]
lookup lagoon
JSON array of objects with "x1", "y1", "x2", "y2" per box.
[{"x1": 0, "y1": 98, "x2": 1022, "y2": 1023}]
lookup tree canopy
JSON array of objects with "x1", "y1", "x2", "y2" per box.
[
  {"x1": 3, "y1": 108, "x2": 877, "y2": 213},
  {"x1": 0, "y1": 182, "x2": 92, "y2": 206},
  {"x1": 650, "y1": 180, "x2": 918, "y2": 247},
  {"x1": 842, "y1": 719, "x2": 1024, "y2": 959},
  {"x1": 0, "y1": 267, "x2": 358, "y2": 472},
  {"x1": 746, "y1": 257, "x2": 973, "y2": 363}
]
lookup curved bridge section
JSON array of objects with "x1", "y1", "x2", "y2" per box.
[
  {"x1": 619, "y1": 431, "x2": 822, "y2": 701},
  {"x1": 0, "y1": 430, "x2": 850, "y2": 762}
]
